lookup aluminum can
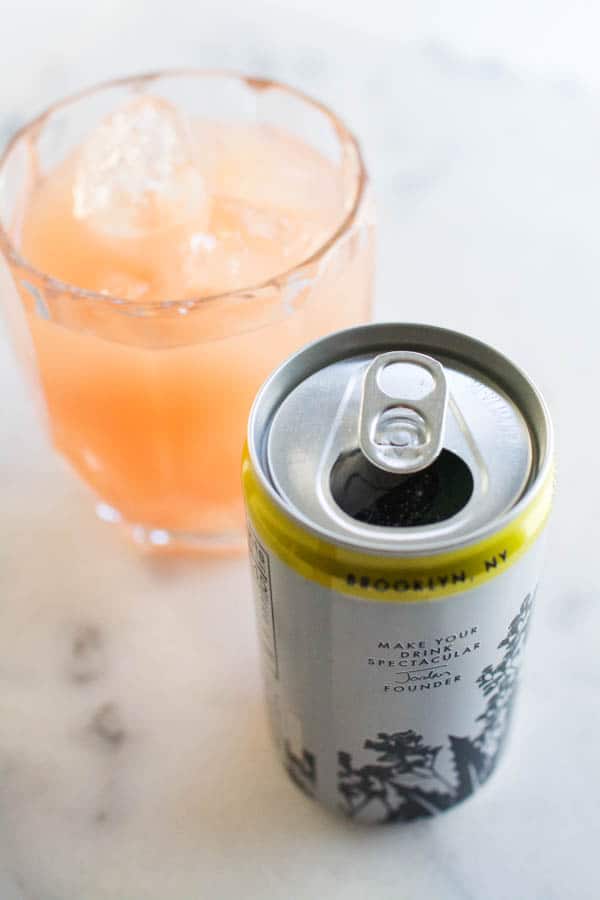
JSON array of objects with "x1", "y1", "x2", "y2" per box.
[{"x1": 243, "y1": 323, "x2": 553, "y2": 824}]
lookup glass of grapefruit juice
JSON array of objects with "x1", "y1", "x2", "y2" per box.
[{"x1": 0, "y1": 72, "x2": 374, "y2": 552}]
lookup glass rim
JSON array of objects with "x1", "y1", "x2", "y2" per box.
[{"x1": 0, "y1": 68, "x2": 368, "y2": 312}]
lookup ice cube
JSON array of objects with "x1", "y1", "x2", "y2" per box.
[
  {"x1": 208, "y1": 123, "x2": 343, "y2": 224},
  {"x1": 73, "y1": 97, "x2": 210, "y2": 239},
  {"x1": 178, "y1": 198, "x2": 322, "y2": 296}
]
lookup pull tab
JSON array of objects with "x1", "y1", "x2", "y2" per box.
[{"x1": 359, "y1": 351, "x2": 448, "y2": 475}]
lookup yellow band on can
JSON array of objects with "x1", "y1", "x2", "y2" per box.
[{"x1": 242, "y1": 450, "x2": 553, "y2": 603}]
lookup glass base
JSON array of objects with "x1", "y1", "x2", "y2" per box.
[{"x1": 95, "y1": 502, "x2": 247, "y2": 555}]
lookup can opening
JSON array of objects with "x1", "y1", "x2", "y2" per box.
[{"x1": 329, "y1": 448, "x2": 474, "y2": 527}]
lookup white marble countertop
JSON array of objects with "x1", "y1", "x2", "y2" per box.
[{"x1": 0, "y1": 3, "x2": 598, "y2": 898}]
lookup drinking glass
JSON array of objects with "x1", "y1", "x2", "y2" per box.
[{"x1": 0, "y1": 71, "x2": 374, "y2": 552}]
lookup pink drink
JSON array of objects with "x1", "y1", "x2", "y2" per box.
[{"x1": 0, "y1": 74, "x2": 374, "y2": 551}]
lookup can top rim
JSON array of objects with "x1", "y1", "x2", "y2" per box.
[{"x1": 247, "y1": 323, "x2": 554, "y2": 557}]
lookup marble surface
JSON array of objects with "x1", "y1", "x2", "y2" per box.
[{"x1": 0, "y1": 2, "x2": 598, "y2": 898}]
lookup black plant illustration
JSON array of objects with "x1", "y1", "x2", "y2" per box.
[
  {"x1": 474, "y1": 590, "x2": 534, "y2": 771},
  {"x1": 339, "y1": 730, "x2": 455, "y2": 820},
  {"x1": 285, "y1": 742, "x2": 317, "y2": 797},
  {"x1": 338, "y1": 591, "x2": 535, "y2": 822}
]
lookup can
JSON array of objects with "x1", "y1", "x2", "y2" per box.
[{"x1": 243, "y1": 323, "x2": 553, "y2": 824}]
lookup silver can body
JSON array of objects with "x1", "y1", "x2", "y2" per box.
[{"x1": 244, "y1": 324, "x2": 553, "y2": 824}]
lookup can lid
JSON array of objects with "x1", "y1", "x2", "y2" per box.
[{"x1": 251, "y1": 324, "x2": 552, "y2": 556}]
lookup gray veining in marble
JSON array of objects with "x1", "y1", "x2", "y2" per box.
[{"x1": 0, "y1": 2, "x2": 598, "y2": 898}]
